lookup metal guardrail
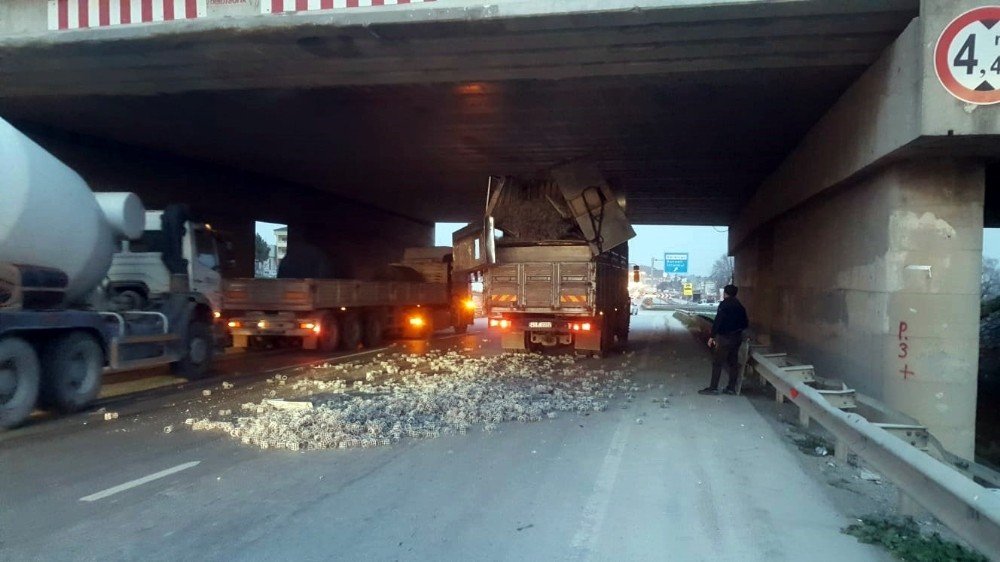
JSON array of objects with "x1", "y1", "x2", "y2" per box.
[{"x1": 751, "y1": 351, "x2": 1000, "y2": 559}]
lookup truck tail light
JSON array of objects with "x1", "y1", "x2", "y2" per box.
[
  {"x1": 227, "y1": 320, "x2": 241, "y2": 329},
  {"x1": 489, "y1": 318, "x2": 510, "y2": 329},
  {"x1": 570, "y1": 322, "x2": 592, "y2": 332},
  {"x1": 408, "y1": 316, "x2": 426, "y2": 328},
  {"x1": 463, "y1": 298, "x2": 476, "y2": 311},
  {"x1": 257, "y1": 320, "x2": 267, "y2": 329},
  {"x1": 299, "y1": 322, "x2": 320, "y2": 334}
]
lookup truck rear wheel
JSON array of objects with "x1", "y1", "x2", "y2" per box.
[
  {"x1": 341, "y1": 313, "x2": 362, "y2": 350},
  {"x1": 0, "y1": 337, "x2": 40, "y2": 429},
  {"x1": 39, "y1": 331, "x2": 103, "y2": 413},
  {"x1": 171, "y1": 321, "x2": 214, "y2": 380},
  {"x1": 317, "y1": 314, "x2": 340, "y2": 351},
  {"x1": 362, "y1": 312, "x2": 384, "y2": 348}
]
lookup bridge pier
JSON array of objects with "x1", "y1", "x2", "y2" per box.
[{"x1": 737, "y1": 158, "x2": 983, "y2": 459}]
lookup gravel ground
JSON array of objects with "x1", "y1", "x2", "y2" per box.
[{"x1": 190, "y1": 350, "x2": 639, "y2": 451}]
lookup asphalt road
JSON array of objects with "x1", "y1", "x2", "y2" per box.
[{"x1": 0, "y1": 313, "x2": 889, "y2": 561}]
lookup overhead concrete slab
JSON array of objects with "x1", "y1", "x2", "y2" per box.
[{"x1": 0, "y1": 0, "x2": 917, "y2": 224}]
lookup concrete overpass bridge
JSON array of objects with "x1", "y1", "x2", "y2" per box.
[{"x1": 0, "y1": 0, "x2": 995, "y2": 460}]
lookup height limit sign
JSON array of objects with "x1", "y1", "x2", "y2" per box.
[{"x1": 935, "y1": 6, "x2": 1000, "y2": 105}]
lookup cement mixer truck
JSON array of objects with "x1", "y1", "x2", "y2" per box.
[{"x1": 0, "y1": 118, "x2": 221, "y2": 429}]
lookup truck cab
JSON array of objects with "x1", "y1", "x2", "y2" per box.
[{"x1": 106, "y1": 208, "x2": 223, "y2": 314}]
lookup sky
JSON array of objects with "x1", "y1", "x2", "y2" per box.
[
  {"x1": 986, "y1": 229, "x2": 1000, "y2": 261},
  {"x1": 435, "y1": 223, "x2": 730, "y2": 276},
  {"x1": 255, "y1": 221, "x2": 285, "y2": 246}
]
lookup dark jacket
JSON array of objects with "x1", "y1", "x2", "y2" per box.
[{"x1": 711, "y1": 297, "x2": 749, "y2": 337}]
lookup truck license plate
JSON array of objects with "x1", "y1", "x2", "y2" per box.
[{"x1": 529, "y1": 321, "x2": 553, "y2": 328}]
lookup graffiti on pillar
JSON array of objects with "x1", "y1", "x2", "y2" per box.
[{"x1": 898, "y1": 321, "x2": 914, "y2": 380}]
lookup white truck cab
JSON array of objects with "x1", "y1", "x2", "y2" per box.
[{"x1": 106, "y1": 209, "x2": 223, "y2": 313}]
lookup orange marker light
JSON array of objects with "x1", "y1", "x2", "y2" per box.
[{"x1": 227, "y1": 321, "x2": 241, "y2": 329}]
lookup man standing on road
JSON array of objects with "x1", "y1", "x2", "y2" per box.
[{"x1": 699, "y1": 284, "x2": 749, "y2": 396}]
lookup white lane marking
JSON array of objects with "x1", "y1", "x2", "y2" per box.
[
  {"x1": 261, "y1": 346, "x2": 392, "y2": 374},
  {"x1": 570, "y1": 418, "x2": 632, "y2": 560},
  {"x1": 79, "y1": 461, "x2": 200, "y2": 502}
]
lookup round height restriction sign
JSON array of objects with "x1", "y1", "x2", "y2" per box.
[{"x1": 935, "y1": 6, "x2": 1000, "y2": 104}]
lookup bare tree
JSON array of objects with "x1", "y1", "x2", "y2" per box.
[
  {"x1": 984, "y1": 257, "x2": 1000, "y2": 300},
  {"x1": 710, "y1": 254, "x2": 734, "y2": 288}
]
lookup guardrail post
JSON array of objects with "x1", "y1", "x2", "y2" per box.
[
  {"x1": 834, "y1": 438, "x2": 850, "y2": 462},
  {"x1": 798, "y1": 409, "x2": 810, "y2": 428}
]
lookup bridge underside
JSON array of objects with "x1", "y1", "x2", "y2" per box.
[{"x1": 0, "y1": 0, "x2": 918, "y2": 225}]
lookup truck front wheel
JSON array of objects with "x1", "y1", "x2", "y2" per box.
[
  {"x1": 171, "y1": 321, "x2": 214, "y2": 379},
  {"x1": 39, "y1": 331, "x2": 103, "y2": 413},
  {"x1": 317, "y1": 314, "x2": 340, "y2": 351},
  {"x1": 0, "y1": 337, "x2": 40, "y2": 429}
]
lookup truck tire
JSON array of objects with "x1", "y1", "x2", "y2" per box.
[
  {"x1": 171, "y1": 321, "x2": 214, "y2": 379},
  {"x1": 317, "y1": 314, "x2": 340, "y2": 352},
  {"x1": 362, "y1": 312, "x2": 384, "y2": 348},
  {"x1": 341, "y1": 313, "x2": 362, "y2": 351},
  {"x1": 39, "y1": 331, "x2": 103, "y2": 413},
  {"x1": 0, "y1": 337, "x2": 40, "y2": 429}
]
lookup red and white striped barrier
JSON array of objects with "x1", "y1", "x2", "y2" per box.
[
  {"x1": 262, "y1": 0, "x2": 434, "y2": 14},
  {"x1": 48, "y1": 0, "x2": 207, "y2": 30}
]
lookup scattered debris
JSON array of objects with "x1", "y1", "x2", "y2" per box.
[
  {"x1": 191, "y1": 351, "x2": 635, "y2": 451},
  {"x1": 859, "y1": 469, "x2": 882, "y2": 482},
  {"x1": 262, "y1": 399, "x2": 313, "y2": 411},
  {"x1": 222, "y1": 382, "x2": 234, "y2": 390},
  {"x1": 814, "y1": 446, "x2": 828, "y2": 457},
  {"x1": 218, "y1": 409, "x2": 232, "y2": 416},
  {"x1": 103, "y1": 412, "x2": 119, "y2": 421},
  {"x1": 163, "y1": 425, "x2": 174, "y2": 434},
  {"x1": 202, "y1": 390, "x2": 212, "y2": 397}
]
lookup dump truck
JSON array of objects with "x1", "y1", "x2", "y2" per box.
[
  {"x1": 453, "y1": 166, "x2": 635, "y2": 355},
  {"x1": 0, "y1": 118, "x2": 222, "y2": 429},
  {"x1": 222, "y1": 247, "x2": 475, "y2": 351}
]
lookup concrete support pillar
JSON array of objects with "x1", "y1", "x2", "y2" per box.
[
  {"x1": 879, "y1": 159, "x2": 982, "y2": 459},
  {"x1": 736, "y1": 158, "x2": 982, "y2": 458}
]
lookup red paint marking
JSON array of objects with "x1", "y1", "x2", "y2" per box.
[
  {"x1": 347, "y1": 0, "x2": 358, "y2": 7},
  {"x1": 186, "y1": 0, "x2": 198, "y2": 18},
  {"x1": 58, "y1": 0, "x2": 69, "y2": 29},
  {"x1": 397, "y1": 0, "x2": 410, "y2": 3},
  {"x1": 98, "y1": 0, "x2": 110, "y2": 25},
  {"x1": 296, "y1": 0, "x2": 308, "y2": 11},
  {"x1": 935, "y1": 7, "x2": 1000, "y2": 105},
  {"x1": 372, "y1": 0, "x2": 384, "y2": 5},
  {"x1": 141, "y1": 0, "x2": 152, "y2": 22},
  {"x1": 164, "y1": 0, "x2": 174, "y2": 20},
  {"x1": 120, "y1": 0, "x2": 132, "y2": 24},
  {"x1": 900, "y1": 364, "x2": 915, "y2": 380},
  {"x1": 271, "y1": 0, "x2": 283, "y2": 13},
  {"x1": 321, "y1": 0, "x2": 333, "y2": 8},
  {"x1": 897, "y1": 321, "x2": 908, "y2": 340},
  {"x1": 78, "y1": 0, "x2": 89, "y2": 27},
  {"x1": 790, "y1": 388, "x2": 799, "y2": 399}
]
